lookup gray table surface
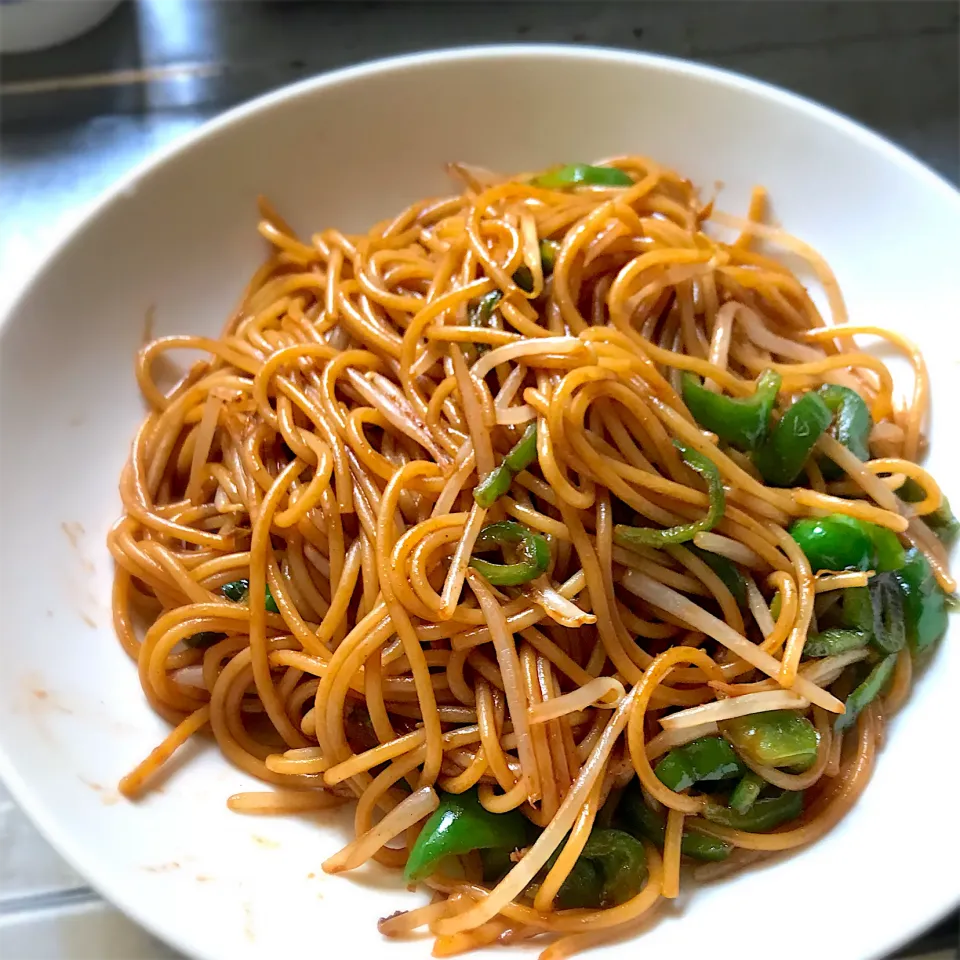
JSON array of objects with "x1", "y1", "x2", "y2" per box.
[{"x1": 0, "y1": 2, "x2": 958, "y2": 958}]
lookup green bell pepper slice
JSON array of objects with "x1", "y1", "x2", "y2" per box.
[
  {"x1": 512, "y1": 265, "x2": 535, "y2": 293},
  {"x1": 618, "y1": 785, "x2": 732, "y2": 861},
  {"x1": 703, "y1": 789, "x2": 804, "y2": 831},
  {"x1": 720, "y1": 710, "x2": 819, "y2": 770},
  {"x1": 681, "y1": 369, "x2": 781, "y2": 452},
  {"x1": 532, "y1": 164, "x2": 634, "y2": 189},
  {"x1": 894, "y1": 547, "x2": 948, "y2": 654},
  {"x1": 539, "y1": 239, "x2": 560, "y2": 275},
  {"x1": 468, "y1": 238, "x2": 562, "y2": 315},
  {"x1": 866, "y1": 522, "x2": 907, "y2": 573},
  {"x1": 729, "y1": 772, "x2": 765, "y2": 816},
  {"x1": 503, "y1": 422, "x2": 538, "y2": 473},
  {"x1": 404, "y1": 787, "x2": 529, "y2": 883},
  {"x1": 817, "y1": 384, "x2": 872, "y2": 480},
  {"x1": 770, "y1": 590, "x2": 782, "y2": 621},
  {"x1": 514, "y1": 241, "x2": 562, "y2": 292},
  {"x1": 469, "y1": 520, "x2": 551, "y2": 586},
  {"x1": 690, "y1": 546, "x2": 747, "y2": 607},
  {"x1": 897, "y1": 479, "x2": 960, "y2": 545},
  {"x1": 548, "y1": 829, "x2": 648, "y2": 909},
  {"x1": 473, "y1": 423, "x2": 539, "y2": 508},
  {"x1": 479, "y1": 845, "x2": 515, "y2": 884},
  {"x1": 473, "y1": 464, "x2": 513, "y2": 509},
  {"x1": 753, "y1": 391, "x2": 833, "y2": 487},
  {"x1": 615, "y1": 442, "x2": 725, "y2": 549},
  {"x1": 654, "y1": 736, "x2": 744, "y2": 792},
  {"x1": 789, "y1": 515, "x2": 876, "y2": 573},
  {"x1": 789, "y1": 513, "x2": 904, "y2": 574}
]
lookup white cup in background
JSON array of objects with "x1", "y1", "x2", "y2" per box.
[{"x1": 0, "y1": 0, "x2": 124, "y2": 54}]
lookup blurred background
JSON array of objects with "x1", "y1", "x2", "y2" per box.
[{"x1": 0, "y1": 2, "x2": 958, "y2": 957}]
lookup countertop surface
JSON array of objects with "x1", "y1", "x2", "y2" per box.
[{"x1": 0, "y1": 2, "x2": 957, "y2": 958}]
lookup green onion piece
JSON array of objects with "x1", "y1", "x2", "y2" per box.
[
  {"x1": 184, "y1": 631, "x2": 226, "y2": 649},
  {"x1": 729, "y1": 772, "x2": 765, "y2": 816},
  {"x1": 468, "y1": 289, "x2": 502, "y2": 328},
  {"x1": 469, "y1": 520, "x2": 551, "y2": 586},
  {"x1": 681, "y1": 369, "x2": 781, "y2": 451},
  {"x1": 221, "y1": 579, "x2": 278, "y2": 613},
  {"x1": 838, "y1": 586, "x2": 873, "y2": 633},
  {"x1": 264, "y1": 585, "x2": 279, "y2": 613},
  {"x1": 614, "y1": 441, "x2": 725, "y2": 549},
  {"x1": 532, "y1": 163, "x2": 634, "y2": 189},
  {"x1": 753, "y1": 391, "x2": 833, "y2": 487},
  {"x1": 473, "y1": 464, "x2": 512, "y2": 508},
  {"x1": 221, "y1": 579, "x2": 249, "y2": 603},
  {"x1": 503, "y1": 422, "x2": 538, "y2": 473},
  {"x1": 802, "y1": 628, "x2": 869, "y2": 659},
  {"x1": 867, "y1": 573, "x2": 906, "y2": 654},
  {"x1": 512, "y1": 239, "x2": 562, "y2": 292},
  {"x1": 835, "y1": 654, "x2": 898, "y2": 733}
]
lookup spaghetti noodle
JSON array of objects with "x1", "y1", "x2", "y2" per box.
[{"x1": 111, "y1": 156, "x2": 953, "y2": 958}]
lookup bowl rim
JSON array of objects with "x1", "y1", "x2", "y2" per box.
[{"x1": 1, "y1": 42, "x2": 958, "y2": 960}]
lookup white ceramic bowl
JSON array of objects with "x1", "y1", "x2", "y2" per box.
[
  {"x1": 0, "y1": 0, "x2": 123, "y2": 54},
  {"x1": 1, "y1": 46, "x2": 959, "y2": 960}
]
